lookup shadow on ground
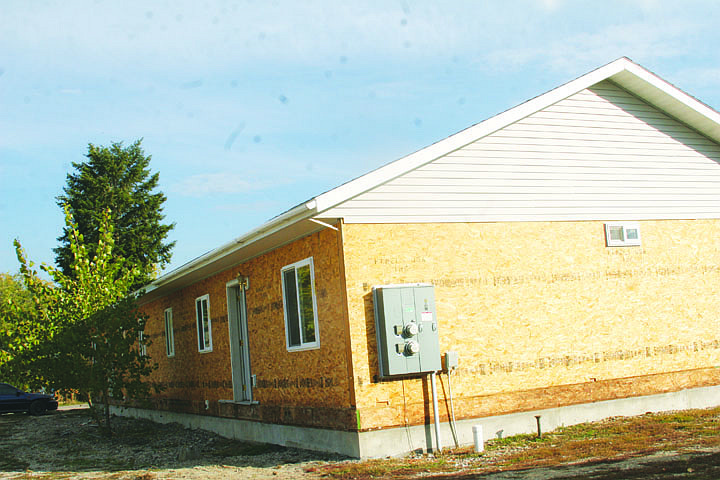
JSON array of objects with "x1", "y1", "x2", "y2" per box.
[{"x1": 0, "y1": 407, "x2": 342, "y2": 474}]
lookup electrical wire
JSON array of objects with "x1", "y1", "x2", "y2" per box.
[{"x1": 447, "y1": 369, "x2": 459, "y2": 448}]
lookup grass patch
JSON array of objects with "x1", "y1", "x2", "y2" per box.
[
  {"x1": 320, "y1": 406, "x2": 720, "y2": 479},
  {"x1": 323, "y1": 456, "x2": 449, "y2": 479}
]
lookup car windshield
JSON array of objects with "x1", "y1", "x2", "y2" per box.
[{"x1": 0, "y1": 384, "x2": 19, "y2": 395}]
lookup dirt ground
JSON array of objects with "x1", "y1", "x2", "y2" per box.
[
  {"x1": 437, "y1": 449, "x2": 720, "y2": 479},
  {"x1": 0, "y1": 405, "x2": 338, "y2": 479},
  {"x1": 2, "y1": 406, "x2": 720, "y2": 479}
]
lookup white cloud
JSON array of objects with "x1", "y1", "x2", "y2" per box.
[
  {"x1": 536, "y1": 0, "x2": 563, "y2": 11},
  {"x1": 1, "y1": 0, "x2": 715, "y2": 87},
  {"x1": 170, "y1": 172, "x2": 257, "y2": 197},
  {"x1": 481, "y1": 17, "x2": 700, "y2": 74},
  {"x1": 671, "y1": 67, "x2": 720, "y2": 89},
  {"x1": 0, "y1": 1, "x2": 591, "y2": 73}
]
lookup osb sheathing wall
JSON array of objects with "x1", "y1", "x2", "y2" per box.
[
  {"x1": 140, "y1": 226, "x2": 354, "y2": 429},
  {"x1": 341, "y1": 220, "x2": 720, "y2": 431}
]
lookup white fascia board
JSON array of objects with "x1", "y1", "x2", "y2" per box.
[
  {"x1": 141, "y1": 200, "x2": 317, "y2": 294},
  {"x1": 313, "y1": 58, "x2": 632, "y2": 213}
]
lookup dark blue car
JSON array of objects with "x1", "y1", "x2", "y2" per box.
[{"x1": 0, "y1": 382, "x2": 59, "y2": 415}]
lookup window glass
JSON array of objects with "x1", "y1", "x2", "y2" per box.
[
  {"x1": 609, "y1": 226, "x2": 624, "y2": 241},
  {"x1": 283, "y1": 269, "x2": 301, "y2": 347},
  {"x1": 138, "y1": 331, "x2": 147, "y2": 357},
  {"x1": 164, "y1": 308, "x2": 175, "y2": 357},
  {"x1": 0, "y1": 384, "x2": 17, "y2": 395},
  {"x1": 297, "y1": 264, "x2": 316, "y2": 344},
  {"x1": 281, "y1": 258, "x2": 319, "y2": 350},
  {"x1": 195, "y1": 295, "x2": 212, "y2": 352}
]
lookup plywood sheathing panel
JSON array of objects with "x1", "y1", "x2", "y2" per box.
[
  {"x1": 354, "y1": 367, "x2": 720, "y2": 430},
  {"x1": 141, "y1": 276, "x2": 234, "y2": 403},
  {"x1": 140, "y1": 226, "x2": 353, "y2": 429},
  {"x1": 341, "y1": 220, "x2": 720, "y2": 430}
]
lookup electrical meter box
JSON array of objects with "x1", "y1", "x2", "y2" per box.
[{"x1": 373, "y1": 284, "x2": 441, "y2": 378}]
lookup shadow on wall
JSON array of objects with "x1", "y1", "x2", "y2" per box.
[
  {"x1": 363, "y1": 291, "x2": 379, "y2": 384},
  {"x1": 591, "y1": 85, "x2": 720, "y2": 164},
  {"x1": 361, "y1": 289, "x2": 437, "y2": 447}
]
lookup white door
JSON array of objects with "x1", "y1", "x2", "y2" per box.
[{"x1": 226, "y1": 279, "x2": 253, "y2": 402}]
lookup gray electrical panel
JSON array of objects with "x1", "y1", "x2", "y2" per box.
[{"x1": 373, "y1": 284, "x2": 441, "y2": 377}]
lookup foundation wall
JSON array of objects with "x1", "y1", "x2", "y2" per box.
[
  {"x1": 112, "y1": 383, "x2": 720, "y2": 458},
  {"x1": 340, "y1": 220, "x2": 720, "y2": 430},
  {"x1": 139, "y1": 226, "x2": 354, "y2": 430}
]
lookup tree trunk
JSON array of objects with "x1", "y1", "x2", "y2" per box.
[
  {"x1": 102, "y1": 387, "x2": 113, "y2": 437},
  {"x1": 87, "y1": 395, "x2": 102, "y2": 429}
]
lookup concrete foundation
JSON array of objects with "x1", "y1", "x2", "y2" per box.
[{"x1": 112, "y1": 384, "x2": 720, "y2": 458}]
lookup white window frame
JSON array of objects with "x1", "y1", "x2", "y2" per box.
[
  {"x1": 281, "y1": 257, "x2": 320, "y2": 352},
  {"x1": 605, "y1": 222, "x2": 641, "y2": 247},
  {"x1": 138, "y1": 331, "x2": 147, "y2": 357},
  {"x1": 195, "y1": 294, "x2": 213, "y2": 353},
  {"x1": 164, "y1": 307, "x2": 175, "y2": 358}
]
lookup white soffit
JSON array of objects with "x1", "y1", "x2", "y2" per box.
[
  {"x1": 139, "y1": 202, "x2": 323, "y2": 303},
  {"x1": 609, "y1": 66, "x2": 720, "y2": 144}
]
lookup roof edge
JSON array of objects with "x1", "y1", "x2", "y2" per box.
[
  {"x1": 140, "y1": 199, "x2": 318, "y2": 296},
  {"x1": 312, "y1": 57, "x2": 720, "y2": 214},
  {"x1": 312, "y1": 58, "x2": 632, "y2": 213},
  {"x1": 139, "y1": 57, "x2": 720, "y2": 298}
]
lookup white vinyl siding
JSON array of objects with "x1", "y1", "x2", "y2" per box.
[{"x1": 322, "y1": 81, "x2": 720, "y2": 223}]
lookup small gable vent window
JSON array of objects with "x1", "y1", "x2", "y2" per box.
[
  {"x1": 605, "y1": 222, "x2": 641, "y2": 247},
  {"x1": 281, "y1": 257, "x2": 320, "y2": 351}
]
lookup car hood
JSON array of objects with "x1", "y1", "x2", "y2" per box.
[{"x1": 25, "y1": 392, "x2": 55, "y2": 400}]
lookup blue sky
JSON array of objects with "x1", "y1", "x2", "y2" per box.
[{"x1": 2, "y1": 0, "x2": 720, "y2": 278}]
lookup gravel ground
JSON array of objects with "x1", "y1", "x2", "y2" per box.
[
  {"x1": 4, "y1": 406, "x2": 720, "y2": 479},
  {"x1": 0, "y1": 405, "x2": 344, "y2": 479},
  {"x1": 435, "y1": 449, "x2": 720, "y2": 479}
]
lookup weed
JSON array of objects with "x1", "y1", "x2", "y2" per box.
[
  {"x1": 320, "y1": 406, "x2": 720, "y2": 478},
  {"x1": 324, "y1": 456, "x2": 449, "y2": 479}
]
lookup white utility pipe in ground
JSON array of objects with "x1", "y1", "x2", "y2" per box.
[
  {"x1": 430, "y1": 371, "x2": 442, "y2": 452},
  {"x1": 473, "y1": 424, "x2": 484, "y2": 452}
]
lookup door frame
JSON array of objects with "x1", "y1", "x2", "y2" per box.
[{"x1": 226, "y1": 277, "x2": 253, "y2": 403}]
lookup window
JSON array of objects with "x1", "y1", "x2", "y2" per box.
[
  {"x1": 0, "y1": 384, "x2": 18, "y2": 395},
  {"x1": 195, "y1": 295, "x2": 213, "y2": 352},
  {"x1": 281, "y1": 257, "x2": 320, "y2": 351},
  {"x1": 164, "y1": 308, "x2": 175, "y2": 357},
  {"x1": 138, "y1": 331, "x2": 147, "y2": 357},
  {"x1": 605, "y1": 222, "x2": 641, "y2": 247}
]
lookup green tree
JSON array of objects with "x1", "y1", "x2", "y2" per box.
[
  {"x1": 54, "y1": 140, "x2": 175, "y2": 289},
  {"x1": 14, "y1": 207, "x2": 157, "y2": 435},
  {"x1": 0, "y1": 272, "x2": 42, "y2": 388}
]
